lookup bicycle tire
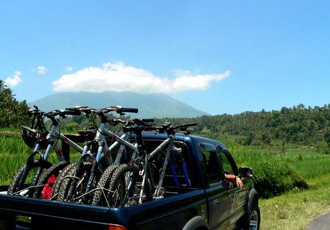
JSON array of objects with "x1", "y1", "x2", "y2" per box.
[
  {"x1": 57, "y1": 162, "x2": 101, "y2": 204},
  {"x1": 7, "y1": 164, "x2": 28, "y2": 195},
  {"x1": 7, "y1": 162, "x2": 40, "y2": 196},
  {"x1": 56, "y1": 163, "x2": 79, "y2": 202},
  {"x1": 91, "y1": 165, "x2": 119, "y2": 206},
  {"x1": 50, "y1": 162, "x2": 76, "y2": 200},
  {"x1": 108, "y1": 164, "x2": 152, "y2": 207},
  {"x1": 32, "y1": 161, "x2": 70, "y2": 199}
]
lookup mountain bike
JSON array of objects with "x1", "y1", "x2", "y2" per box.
[
  {"x1": 91, "y1": 118, "x2": 156, "y2": 207},
  {"x1": 93, "y1": 122, "x2": 197, "y2": 207},
  {"x1": 8, "y1": 107, "x2": 83, "y2": 197},
  {"x1": 55, "y1": 106, "x2": 143, "y2": 204}
]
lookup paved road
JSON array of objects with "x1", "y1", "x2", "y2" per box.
[{"x1": 304, "y1": 211, "x2": 330, "y2": 230}]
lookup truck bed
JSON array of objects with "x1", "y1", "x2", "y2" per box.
[{"x1": 0, "y1": 185, "x2": 207, "y2": 230}]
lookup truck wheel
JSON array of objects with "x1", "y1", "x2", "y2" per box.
[
  {"x1": 32, "y1": 161, "x2": 70, "y2": 199},
  {"x1": 108, "y1": 164, "x2": 152, "y2": 207},
  {"x1": 92, "y1": 165, "x2": 119, "y2": 206},
  {"x1": 244, "y1": 202, "x2": 260, "y2": 230},
  {"x1": 51, "y1": 162, "x2": 76, "y2": 200}
]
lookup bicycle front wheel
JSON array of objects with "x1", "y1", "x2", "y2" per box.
[{"x1": 7, "y1": 163, "x2": 42, "y2": 196}]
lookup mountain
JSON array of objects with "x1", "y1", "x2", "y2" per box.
[{"x1": 28, "y1": 92, "x2": 208, "y2": 118}]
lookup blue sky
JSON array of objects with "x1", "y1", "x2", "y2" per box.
[{"x1": 1, "y1": 1, "x2": 329, "y2": 115}]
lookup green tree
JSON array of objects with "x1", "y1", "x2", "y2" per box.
[{"x1": 0, "y1": 80, "x2": 29, "y2": 128}]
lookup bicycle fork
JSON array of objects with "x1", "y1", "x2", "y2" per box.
[
  {"x1": 17, "y1": 144, "x2": 53, "y2": 196},
  {"x1": 67, "y1": 141, "x2": 107, "y2": 203}
]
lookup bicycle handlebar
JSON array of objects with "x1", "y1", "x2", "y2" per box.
[
  {"x1": 155, "y1": 122, "x2": 198, "y2": 135},
  {"x1": 44, "y1": 110, "x2": 65, "y2": 118},
  {"x1": 140, "y1": 118, "x2": 154, "y2": 123},
  {"x1": 133, "y1": 118, "x2": 154, "y2": 126},
  {"x1": 66, "y1": 106, "x2": 96, "y2": 115},
  {"x1": 64, "y1": 110, "x2": 81, "y2": 116},
  {"x1": 109, "y1": 119, "x2": 126, "y2": 126},
  {"x1": 122, "y1": 118, "x2": 155, "y2": 133},
  {"x1": 23, "y1": 107, "x2": 44, "y2": 117},
  {"x1": 102, "y1": 106, "x2": 139, "y2": 114},
  {"x1": 173, "y1": 122, "x2": 198, "y2": 130},
  {"x1": 44, "y1": 109, "x2": 81, "y2": 118}
]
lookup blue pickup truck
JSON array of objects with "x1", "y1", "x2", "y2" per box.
[{"x1": 0, "y1": 133, "x2": 260, "y2": 230}]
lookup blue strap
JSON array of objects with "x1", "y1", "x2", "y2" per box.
[
  {"x1": 182, "y1": 162, "x2": 191, "y2": 186},
  {"x1": 170, "y1": 163, "x2": 181, "y2": 186}
]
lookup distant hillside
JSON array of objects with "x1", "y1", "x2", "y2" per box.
[
  {"x1": 28, "y1": 92, "x2": 208, "y2": 118},
  {"x1": 153, "y1": 104, "x2": 330, "y2": 152}
]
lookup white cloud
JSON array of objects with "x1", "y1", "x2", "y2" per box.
[
  {"x1": 37, "y1": 66, "x2": 47, "y2": 74},
  {"x1": 5, "y1": 71, "x2": 22, "y2": 87},
  {"x1": 66, "y1": 66, "x2": 73, "y2": 72},
  {"x1": 52, "y1": 62, "x2": 230, "y2": 94}
]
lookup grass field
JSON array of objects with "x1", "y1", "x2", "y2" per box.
[
  {"x1": 0, "y1": 132, "x2": 329, "y2": 229},
  {"x1": 0, "y1": 134, "x2": 80, "y2": 185}
]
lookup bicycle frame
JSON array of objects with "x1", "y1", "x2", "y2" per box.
[
  {"x1": 99, "y1": 123, "x2": 139, "y2": 163},
  {"x1": 67, "y1": 115, "x2": 139, "y2": 202},
  {"x1": 131, "y1": 123, "x2": 196, "y2": 205},
  {"x1": 138, "y1": 135, "x2": 178, "y2": 203},
  {"x1": 52, "y1": 128, "x2": 84, "y2": 160},
  {"x1": 16, "y1": 112, "x2": 84, "y2": 196}
]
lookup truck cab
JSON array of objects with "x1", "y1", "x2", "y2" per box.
[{"x1": 195, "y1": 136, "x2": 254, "y2": 229}]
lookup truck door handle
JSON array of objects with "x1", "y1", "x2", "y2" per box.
[{"x1": 213, "y1": 199, "x2": 220, "y2": 205}]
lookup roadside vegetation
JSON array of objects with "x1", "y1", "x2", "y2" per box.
[{"x1": 259, "y1": 151, "x2": 330, "y2": 230}]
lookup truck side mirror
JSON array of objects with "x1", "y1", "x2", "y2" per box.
[{"x1": 239, "y1": 167, "x2": 254, "y2": 178}]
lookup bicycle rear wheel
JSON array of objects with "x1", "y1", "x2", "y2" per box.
[
  {"x1": 107, "y1": 164, "x2": 152, "y2": 207},
  {"x1": 33, "y1": 161, "x2": 70, "y2": 199},
  {"x1": 57, "y1": 162, "x2": 101, "y2": 204},
  {"x1": 91, "y1": 165, "x2": 119, "y2": 206},
  {"x1": 51, "y1": 162, "x2": 76, "y2": 200}
]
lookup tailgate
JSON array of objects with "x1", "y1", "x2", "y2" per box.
[{"x1": 0, "y1": 194, "x2": 111, "y2": 230}]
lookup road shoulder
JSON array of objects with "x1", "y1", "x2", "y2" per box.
[{"x1": 304, "y1": 210, "x2": 330, "y2": 230}]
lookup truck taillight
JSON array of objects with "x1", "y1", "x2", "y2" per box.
[{"x1": 107, "y1": 224, "x2": 128, "y2": 230}]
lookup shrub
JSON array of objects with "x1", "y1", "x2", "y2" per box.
[
  {"x1": 315, "y1": 141, "x2": 330, "y2": 154},
  {"x1": 65, "y1": 123, "x2": 79, "y2": 133},
  {"x1": 249, "y1": 159, "x2": 309, "y2": 198},
  {"x1": 231, "y1": 146, "x2": 309, "y2": 198}
]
